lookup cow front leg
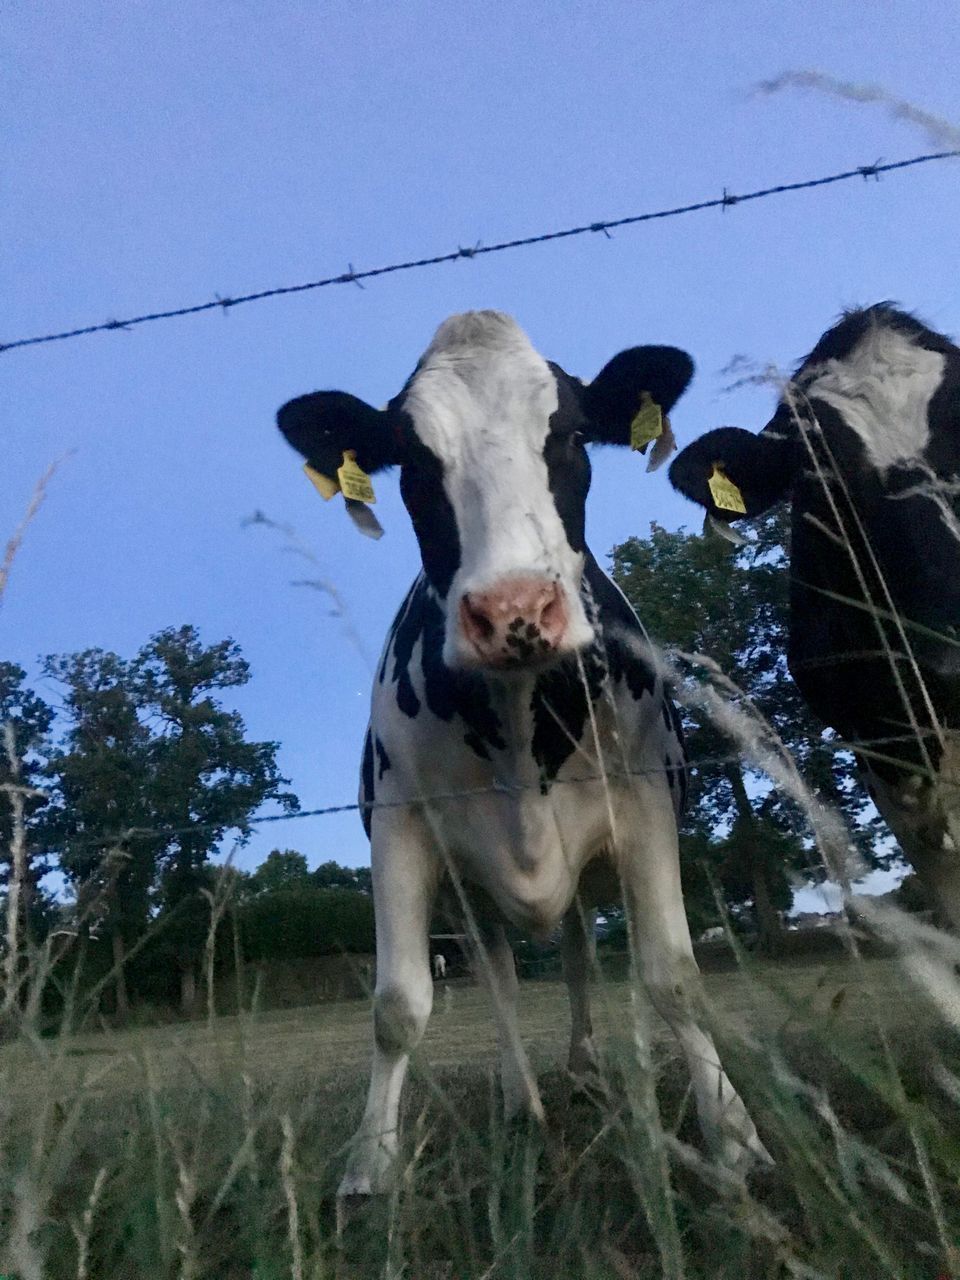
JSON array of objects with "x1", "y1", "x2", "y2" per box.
[
  {"x1": 618, "y1": 782, "x2": 770, "y2": 1173},
  {"x1": 339, "y1": 810, "x2": 439, "y2": 1199},
  {"x1": 561, "y1": 901, "x2": 599, "y2": 1078},
  {"x1": 475, "y1": 924, "x2": 545, "y2": 1124}
]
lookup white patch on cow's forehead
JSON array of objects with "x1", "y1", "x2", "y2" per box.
[
  {"x1": 799, "y1": 325, "x2": 945, "y2": 474},
  {"x1": 404, "y1": 311, "x2": 557, "y2": 454}
]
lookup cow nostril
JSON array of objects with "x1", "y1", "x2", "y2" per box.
[
  {"x1": 540, "y1": 590, "x2": 565, "y2": 636},
  {"x1": 463, "y1": 595, "x2": 495, "y2": 642}
]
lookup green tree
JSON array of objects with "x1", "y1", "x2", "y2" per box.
[
  {"x1": 41, "y1": 650, "x2": 161, "y2": 1018},
  {"x1": 132, "y1": 626, "x2": 298, "y2": 1012},
  {"x1": 612, "y1": 512, "x2": 879, "y2": 951},
  {"x1": 240, "y1": 886, "x2": 374, "y2": 960},
  {"x1": 248, "y1": 848, "x2": 311, "y2": 894},
  {"x1": 0, "y1": 663, "x2": 56, "y2": 1003},
  {"x1": 312, "y1": 860, "x2": 372, "y2": 894}
]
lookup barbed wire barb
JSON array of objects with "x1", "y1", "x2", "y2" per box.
[{"x1": 1, "y1": 150, "x2": 957, "y2": 357}]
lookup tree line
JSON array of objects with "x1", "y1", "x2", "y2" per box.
[
  {"x1": 1, "y1": 516, "x2": 899, "y2": 1022},
  {"x1": 0, "y1": 625, "x2": 375, "y2": 1020}
]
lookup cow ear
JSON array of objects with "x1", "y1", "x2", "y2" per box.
[
  {"x1": 668, "y1": 422, "x2": 800, "y2": 521},
  {"x1": 276, "y1": 391, "x2": 400, "y2": 479},
  {"x1": 581, "y1": 346, "x2": 694, "y2": 447}
]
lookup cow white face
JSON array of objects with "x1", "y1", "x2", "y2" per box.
[{"x1": 277, "y1": 311, "x2": 693, "y2": 672}]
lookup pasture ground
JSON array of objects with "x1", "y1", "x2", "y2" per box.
[{"x1": 1, "y1": 953, "x2": 958, "y2": 1278}]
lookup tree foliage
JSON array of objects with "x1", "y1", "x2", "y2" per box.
[
  {"x1": 246, "y1": 848, "x2": 312, "y2": 895},
  {"x1": 132, "y1": 626, "x2": 299, "y2": 907},
  {"x1": 240, "y1": 885, "x2": 374, "y2": 960},
  {"x1": 33, "y1": 627, "x2": 300, "y2": 1014},
  {"x1": 0, "y1": 662, "x2": 57, "y2": 946},
  {"x1": 42, "y1": 650, "x2": 159, "y2": 943}
]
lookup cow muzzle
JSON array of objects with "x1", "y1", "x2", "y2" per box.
[{"x1": 458, "y1": 577, "x2": 570, "y2": 668}]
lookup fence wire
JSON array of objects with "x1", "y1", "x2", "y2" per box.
[
  {"x1": 3, "y1": 150, "x2": 957, "y2": 356},
  {"x1": 26, "y1": 729, "x2": 935, "y2": 857}
]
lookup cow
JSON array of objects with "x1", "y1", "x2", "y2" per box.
[
  {"x1": 669, "y1": 303, "x2": 960, "y2": 930},
  {"x1": 276, "y1": 311, "x2": 768, "y2": 1199}
]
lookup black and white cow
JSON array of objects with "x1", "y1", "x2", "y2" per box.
[
  {"x1": 670, "y1": 304, "x2": 960, "y2": 929},
  {"x1": 277, "y1": 311, "x2": 767, "y2": 1198}
]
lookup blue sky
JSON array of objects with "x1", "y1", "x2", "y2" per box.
[{"x1": 4, "y1": 2, "x2": 958, "y2": 892}]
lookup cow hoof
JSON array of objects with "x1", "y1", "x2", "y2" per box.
[
  {"x1": 718, "y1": 1129, "x2": 774, "y2": 1179},
  {"x1": 568, "y1": 1038, "x2": 601, "y2": 1080},
  {"x1": 568, "y1": 1060, "x2": 609, "y2": 1109}
]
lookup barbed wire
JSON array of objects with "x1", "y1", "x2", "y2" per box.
[
  {"x1": 36, "y1": 728, "x2": 937, "y2": 856},
  {"x1": 3, "y1": 150, "x2": 957, "y2": 356}
]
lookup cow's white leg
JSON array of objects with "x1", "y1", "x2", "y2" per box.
[
  {"x1": 561, "y1": 901, "x2": 599, "y2": 1077},
  {"x1": 339, "y1": 810, "x2": 439, "y2": 1198},
  {"x1": 476, "y1": 924, "x2": 546, "y2": 1124},
  {"x1": 618, "y1": 780, "x2": 770, "y2": 1172}
]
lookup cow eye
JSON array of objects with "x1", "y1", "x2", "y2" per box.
[{"x1": 569, "y1": 430, "x2": 585, "y2": 448}]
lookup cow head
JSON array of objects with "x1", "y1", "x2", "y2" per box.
[{"x1": 277, "y1": 311, "x2": 693, "y2": 670}]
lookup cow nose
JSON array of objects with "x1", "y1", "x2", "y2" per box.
[{"x1": 459, "y1": 578, "x2": 569, "y2": 665}]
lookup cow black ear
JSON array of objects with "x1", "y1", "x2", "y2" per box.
[
  {"x1": 581, "y1": 346, "x2": 694, "y2": 446},
  {"x1": 276, "y1": 391, "x2": 400, "y2": 478},
  {"x1": 668, "y1": 422, "x2": 800, "y2": 521}
]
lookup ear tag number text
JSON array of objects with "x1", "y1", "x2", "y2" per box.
[
  {"x1": 707, "y1": 464, "x2": 747, "y2": 514},
  {"x1": 630, "y1": 392, "x2": 664, "y2": 452},
  {"x1": 337, "y1": 450, "x2": 376, "y2": 503}
]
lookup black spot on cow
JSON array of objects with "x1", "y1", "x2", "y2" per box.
[
  {"x1": 381, "y1": 577, "x2": 507, "y2": 760},
  {"x1": 375, "y1": 736, "x2": 391, "y2": 781},
  {"x1": 396, "y1": 429, "x2": 463, "y2": 598},
  {"x1": 584, "y1": 555, "x2": 658, "y2": 705},
  {"x1": 385, "y1": 582, "x2": 423, "y2": 718},
  {"x1": 530, "y1": 653, "x2": 604, "y2": 791},
  {"x1": 419, "y1": 587, "x2": 507, "y2": 758},
  {"x1": 528, "y1": 553, "x2": 666, "y2": 791},
  {"x1": 361, "y1": 729, "x2": 375, "y2": 838}
]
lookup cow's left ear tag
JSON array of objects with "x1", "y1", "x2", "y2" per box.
[
  {"x1": 304, "y1": 452, "x2": 381, "y2": 537},
  {"x1": 303, "y1": 463, "x2": 340, "y2": 500},
  {"x1": 337, "y1": 450, "x2": 376, "y2": 504},
  {"x1": 630, "y1": 392, "x2": 664, "y2": 452}
]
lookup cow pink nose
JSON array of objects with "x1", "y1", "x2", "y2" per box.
[{"x1": 459, "y1": 578, "x2": 569, "y2": 665}]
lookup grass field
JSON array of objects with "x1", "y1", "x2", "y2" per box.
[
  {"x1": 1, "y1": 954, "x2": 926, "y2": 1099},
  {"x1": 1, "y1": 951, "x2": 959, "y2": 1279}
]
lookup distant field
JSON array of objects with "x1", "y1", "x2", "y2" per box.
[{"x1": 3, "y1": 954, "x2": 918, "y2": 1099}]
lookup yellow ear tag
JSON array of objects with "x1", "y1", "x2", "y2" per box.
[
  {"x1": 303, "y1": 462, "x2": 340, "y2": 501},
  {"x1": 707, "y1": 464, "x2": 747, "y2": 515},
  {"x1": 630, "y1": 392, "x2": 664, "y2": 452},
  {"x1": 337, "y1": 450, "x2": 376, "y2": 504}
]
